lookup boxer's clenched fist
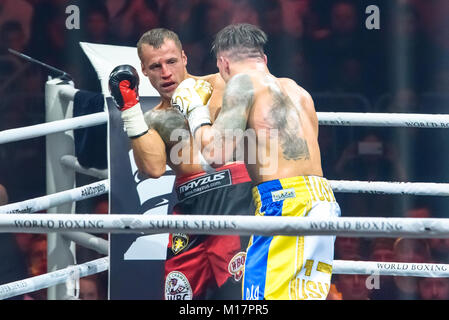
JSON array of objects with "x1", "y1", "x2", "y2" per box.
[
  {"x1": 108, "y1": 65, "x2": 148, "y2": 138},
  {"x1": 171, "y1": 78, "x2": 213, "y2": 135}
]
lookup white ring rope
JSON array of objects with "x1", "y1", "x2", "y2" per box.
[
  {"x1": 2, "y1": 257, "x2": 447, "y2": 300},
  {"x1": 0, "y1": 257, "x2": 108, "y2": 300},
  {"x1": 333, "y1": 260, "x2": 449, "y2": 278},
  {"x1": 330, "y1": 180, "x2": 449, "y2": 196},
  {"x1": 61, "y1": 232, "x2": 108, "y2": 255},
  {"x1": 318, "y1": 112, "x2": 449, "y2": 128},
  {"x1": 60, "y1": 155, "x2": 108, "y2": 180},
  {"x1": 0, "y1": 180, "x2": 109, "y2": 213},
  {"x1": 0, "y1": 112, "x2": 108, "y2": 145},
  {"x1": 2, "y1": 214, "x2": 449, "y2": 238},
  {"x1": 2, "y1": 111, "x2": 449, "y2": 146}
]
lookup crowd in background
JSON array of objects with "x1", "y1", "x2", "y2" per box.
[{"x1": 0, "y1": 0, "x2": 449, "y2": 300}]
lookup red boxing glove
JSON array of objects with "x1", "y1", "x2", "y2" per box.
[
  {"x1": 108, "y1": 64, "x2": 140, "y2": 110},
  {"x1": 109, "y1": 65, "x2": 148, "y2": 138},
  {"x1": 119, "y1": 80, "x2": 139, "y2": 111}
]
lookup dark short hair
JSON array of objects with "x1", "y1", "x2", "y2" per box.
[
  {"x1": 212, "y1": 23, "x2": 267, "y2": 61},
  {"x1": 137, "y1": 28, "x2": 182, "y2": 59}
]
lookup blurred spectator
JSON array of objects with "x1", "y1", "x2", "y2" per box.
[
  {"x1": 326, "y1": 283, "x2": 343, "y2": 300},
  {"x1": 368, "y1": 238, "x2": 398, "y2": 300},
  {"x1": 0, "y1": 20, "x2": 27, "y2": 53},
  {"x1": 107, "y1": 0, "x2": 159, "y2": 45},
  {"x1": 200, "y1": 0, "x2": 233, "y2": 73},
  {"x1": 428, "y1": 238, "x2": 449, "y2": 264},
  {"x1": 405, "y1": 204, "x2": 431, "y2": 219},
  {"x1": 334, "y1": 253, "x2": 370, "y2": 300},
  {"x1": 82, "y1": 3, "x2": 116, "y2": 44},
  {"x1": 334, "y1": 237, "x2": 363, "y2": 260},
  {"x1": 0, "y1": 184, "x2": 30, "y2": 300},
  {"x1": 80, "y1": 274, "x2": 106, "y2": 300},
  {"x1": 310, "y1": 0, "x2": 367, "y2": 92},
  {"x1": 335, "y1": 274, "x2": 370, "y2": 300},
  {"x1": 334, "y1": 130, "x2": 407, "y2": 217},
  {"x1": 382, "y1": 3, "x2": 427, "y2": 93},
  {"x1": 392, "y1": 238, "x2": 431, "y2": 299},
  {"x1": 370, "y1": 238, "x2": 396, "y2": 262},
  {"x1": 20, "y1": 234, "x2": 47, "y2": 299},
  {"x1": 229, "y1": 0, "x2": 259, "y2": 26},
  {"x1": 0, "y1": 0, "x2": 33, "y2": 44},
  {"x1": 418, "y1": 277, "x2": 449, "y2": 300},
  {"x1": 28, "y1": 234, "x2": 47, "y2": 277},
  {"x1": 94, "y1": 195, "x2": 109, "y2": 214}
]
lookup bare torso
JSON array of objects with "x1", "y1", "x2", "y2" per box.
[
  {"x1": 143, "y1": 73, "x2": 225, "y2": 177},
  {"x1": 246, "y1": 71, "x2": 323, "y2": 184}
]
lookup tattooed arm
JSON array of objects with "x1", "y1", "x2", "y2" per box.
[
  {"x1": 194, "y1": 73, "x2": 255, "y2": 167},
  {"x1": 130, "y1": 108, "x2": 187, "y2": 178}
]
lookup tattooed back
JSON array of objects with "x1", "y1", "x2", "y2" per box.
[{"x1": 244, "y1": 71, "x2": 323, "y2": 183}]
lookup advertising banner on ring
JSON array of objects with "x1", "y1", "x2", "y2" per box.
[
  {"x1": 81, "y1": 42, "x2": 175, "y2": 299},
  {"x1": 108, "y1": 96, "x2": 176, "y2": 300}
]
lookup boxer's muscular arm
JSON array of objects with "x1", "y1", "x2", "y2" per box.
[
  {"x1": 131, "y1": 128, "x2": 166, "y2": 179},
  {"x1": 133, "y1": 108, "x2": 189, "y2": 177},
  {"x1": 195, "y1": 74, "x2": 254, "y2": 166}
]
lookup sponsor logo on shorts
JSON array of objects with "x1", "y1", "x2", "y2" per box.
[
  {"x1": 165, "y1": 271, "x2": 192, "y2": 300},
  {"x1": 271, "y1": 188, "x2": 296, "y2": 202},
  {"x1": 177, "y1": 170, "x2": 232, "y2": 201},
  {"x1": 171, "y1": 233, "x2": 189, "y2": 255},
  {"x1": 228, "y1": 252, "x2": 246, "y2": 282}
]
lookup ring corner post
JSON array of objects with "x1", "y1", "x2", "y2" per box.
[{"x1": 45, "y1": 78, "x2": 77, "y2": 300}]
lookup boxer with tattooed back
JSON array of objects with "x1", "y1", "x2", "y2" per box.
[{"x1": 176, "y1": 23, "x2": 342, "y2": 300}]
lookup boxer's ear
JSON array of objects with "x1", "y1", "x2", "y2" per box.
[
  {"x1": 141, "y1": 62, "x2": 148, "y2": 77},
  {"x1": 181, "y1": 50, "x2": 187, "y2": 67}
]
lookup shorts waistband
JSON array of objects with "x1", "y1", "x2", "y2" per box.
[
  {"x1": 175, "y1": 162, "x2": 251, "y2": 201},
  {"x1": 175, "y1": 161, "x2": 250, "y2": 187},
  {"x1": 253, "y1": 176, "x2": 336, "y2": 204}
]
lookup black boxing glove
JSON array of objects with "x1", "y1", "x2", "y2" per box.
[{"x1": 108, "y1": 65, "x2": 148, "y2": 138}]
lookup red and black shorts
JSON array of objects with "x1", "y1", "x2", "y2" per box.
[{"x1": 164, "y1": 162, "x2": 254, "y2": 300}]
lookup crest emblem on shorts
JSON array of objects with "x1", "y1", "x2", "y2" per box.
[
  {"x1": 165, "y1": 271, "x2": 192, "y2": 300},
  {"x1": 171, "y1": 233, "x2": 189, "y2": 255},
  {"x1": 228, "y1": 252, "x2": 246, "y2": 282}
]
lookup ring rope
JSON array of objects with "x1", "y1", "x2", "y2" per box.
[
  {"x1": 329, "y1": 180, "x2": 449, "y2": 196},
  {"x1": 1, "y1": 256, "x2": 447, "y2": 300},
  {"x1": 0, "y1": 180, "x2": 109, "y2": 213},
  {"x1": 0, "y1": 257, "x2": 109, "y2": 300},
  {"x1": 333, "y1": 260, "x2": 449, "y2": 278},
  {"x1": 0, "y1": 112, "x2": 107, "y2": 145},
  {"x1": 60, "y1": 155, "x2": 108, "y2": 180},
  {"x1": 61, "y1": 232, "x2": 108, "y2": 255},
  {"x1": 318, "y1": 112, "x2": 449, "y2": 128},
  {"x1": 2, "y1": 111, "x2": 449, "y2": 146},
  {"x1": 2, "y1": 214, "x2": 449, "y2": 238}
]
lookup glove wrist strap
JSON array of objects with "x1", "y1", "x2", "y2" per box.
[
  {"x1": 187, "y1": 104, "x2": 211, "y2": 136},
  {"x1": 121, "y1": 103, "x2": 149, "y2": 138}
]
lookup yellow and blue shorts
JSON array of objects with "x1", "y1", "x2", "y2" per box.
[{"x1": 242, "y1": 176, "x2": 341, "y2": 300}]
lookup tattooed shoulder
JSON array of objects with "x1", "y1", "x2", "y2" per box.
[
  {"x1": 214, "y1": 73, "x2": 254, "y2": 132},
  {"x1": 144, "y1": 108, "x2": 189, "y2": 145},
  {"x1": 266, "y1": 80, "x2": 310, "y2": 161}
]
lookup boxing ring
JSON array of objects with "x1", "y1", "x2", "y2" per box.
[
  {"x1": 1, "y1": 39, "x2": 449, "y2": 299},
  {"x1": 1, "y1": 77, "x2": 449, "y2": 300}
]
